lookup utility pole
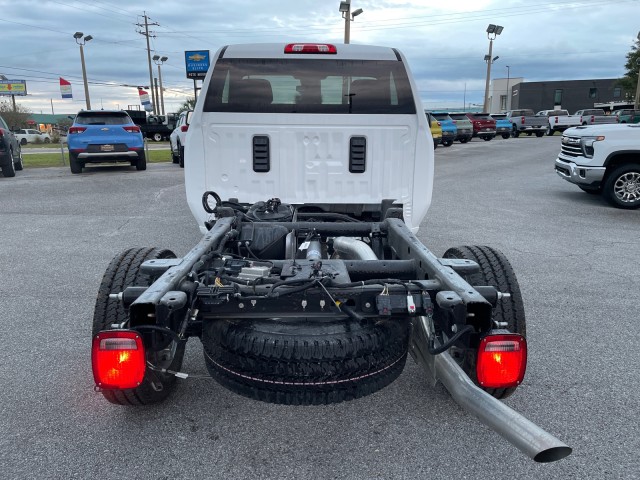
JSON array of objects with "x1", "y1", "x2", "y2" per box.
[{"x1": 137, "y1": 12, "x2": 159, "y2": 115}]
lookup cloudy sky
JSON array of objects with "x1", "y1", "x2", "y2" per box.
[{"x1": 1, "y1": 0, "x2": 638, "y2": 115}]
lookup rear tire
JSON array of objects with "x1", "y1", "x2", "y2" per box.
[
  {"x1": 443, "y1": 245, "x2": 526, "y2": 399},
  {"x1": 202, "y1": 316, "x2": 411, "y2": 405},
  {"x1": 20, "y1": 138, "x2": 27, "y2": 146},
  {"x1": 152, "y1": 133, "x2": 163, "y2": 142},
  {"x1": 14, "y1": 148, "x2": 23, "y2": 171},
  {"x1": 459, "y1": 137, "x2": 469, "y2": 144},
  {"x1": 535, "y1": 131, "x2": 544, "y2": 137},
  {"x1": 501, "y1": 133, "x2": 510, "y2": 139},
  {"x1": 442, "y1": 139, "x2": 453, "y2": 147},
  {"x1": 546, "y1": 127, "x2": 554, "y2": 136},
  {"x1": 69, "y1": 152, "x2": 83, "y2": 174},
  {"x1": 512, "y1": 126, "x2": 520, "y2": 138},
  {"x1": 179, "y1": 144, "x2": 185, "y2": 168},
  {"x1": 2, "y1": 152, "x2": 16, "y2": 178},
  {"x1": 136, "y1": 152, "x2": 147, "y2": 171},
  {"x1": 93, "y1": 247, "x2": 185, "y2": 405}
]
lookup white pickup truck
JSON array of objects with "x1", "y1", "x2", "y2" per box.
[
  {"x1": 535, "y1": 109, "x2": 581, "y2": 136},
  {"x1": 555, "y1": 124, "x2": 640, "y2": 209},
  {"x1": 573, "y1": 109, "x2": 618, "y2": 126},
  {"x1": 89, "y1": 42, "x2": 570, "y2": 462}
]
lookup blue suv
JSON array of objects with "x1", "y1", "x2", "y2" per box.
[
  {"x1": 67, "y1": 110, "x2": 145, "y2": 174},
  {"x1": 431, "y1": 112, "x2": 457, "y2": 147}
]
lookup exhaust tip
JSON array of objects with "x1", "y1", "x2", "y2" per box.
[{"x1": 534, "y1": 446, "x2": 572, "y2": 463}]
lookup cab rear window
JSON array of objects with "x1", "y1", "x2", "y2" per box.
[
  {"x1": 75, "y1": 112, "x2": 131, "y2": 125},
  {"x1": 203, "y1": 58, "x2": 416, "y2": 114}
]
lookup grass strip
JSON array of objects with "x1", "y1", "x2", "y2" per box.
[{"x1": 22, "y1": 149, "x2": 172, "y2": 168}]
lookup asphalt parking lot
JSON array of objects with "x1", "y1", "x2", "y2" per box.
[{"x1": 1, "y1": 135, "x2": 638, "y2": 479}]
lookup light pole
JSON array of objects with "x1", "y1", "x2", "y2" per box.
[
  {"x1": 339, "y1": 0, "x2": 363, "y2": 44},
  {"x1": 635, "y1": 31, "x2": 640, "y2": 109},
  {"x1": 153, "y1": 55, "x2": 168, "y2": 115},
  {"x1": 506, "y1": 65, "x2": 510, "y2": 111},
  {"x1": 73, "y1": 32, "x2": 92, "y2": 110},
  {"x1": 483, "y1": 24, "x2": 503, "y2": 113}
]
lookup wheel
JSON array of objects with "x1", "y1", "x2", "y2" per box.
[
  {"x1": 93, "y1": 247, "x2": 185, "y2": 405},
  {"x1": 512, "y1": 126, "x2": 520, "y2": 138},
  {"x1": 443, "y1": 246, "x2": 526, "y2": 399},
  {"x1": 136, "y1": 152, "x2": 147, "y2": 171},
  {"x1": 602, "y1": 164, "x2": 640, "y2": 209},
  {"x1": 546, "y1": 126, "x2": 554, "y2": 136},
  {"x1": 20, "y1": 138, "x2": 27, "y2": 146},
  {"x1": 442, "y1": 139, "x2": 453, "y2": 147},
  {"x1": 501, "y1": 133, "x2": 510, "y2": 139},
  {"x1": 171, "y1": 143, "x2": 179, "y2": 163},
  {"x1": 202, "y1": 316, "x2": 411, "y2": 405},
  {"x1": 578, "y1": 185, "x2": 601, "y2": 194},
  {"x1": 482, "y1": 136, "x2": 492, "y2": 141},
  {"x1": 152, "y1": 132, "x2": 163, "y2": 142},
  {"x1": 69, "y1": 152, "x2": 83, "y2": 174},
  {"x1": 582, "y1": 122, "x2": 588, "y2": 126},
  {"x1": 179, "y1": 144, "x2": 185, "y2": 168},
  {"x1": 44, "y1": 138, "x2": 51, "y2": 143},
  {"x1": 535, "y1": 131, "x2": 544, "y2": 137},
  {"x1": 14, "y1": 147, "x2": 23, "y2": 171},
  {"x1": 459, "y1": 137, "x2": 469, "y2": 144},
  {"x1": 1, "y1": 152, "x2": 16, "y2": 178}
]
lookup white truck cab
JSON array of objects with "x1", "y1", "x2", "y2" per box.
[{"x1": 185, "y1": 43, "x2": 433, "y2": 233}]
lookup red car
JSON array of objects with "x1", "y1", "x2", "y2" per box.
[{"x1": 465, "y1": 113, "x2": 496, "y2": 141}]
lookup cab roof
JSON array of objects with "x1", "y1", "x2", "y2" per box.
[{"x1": 220, "y1": 43, "x2": 401, "y2": 61}]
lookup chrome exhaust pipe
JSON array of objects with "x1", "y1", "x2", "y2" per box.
[
  {"x1": 410, "y1": 317, "x2": 572, "y2": 462},
  {"x1": 333, "y1": 237, "x2": 378, "y2": 260}
]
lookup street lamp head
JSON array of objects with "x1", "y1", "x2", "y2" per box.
[
  {"x1": 495, "y1": 25, "x2": 504, "y2": 35},
  {"x1": 84, "y1": 35, "x2": 92, "y2": 42},
  {"x1": 352, "y1": 8, "x2": 363, "y2": 17},
  {"x1": 160, "y1": 56, "x2": 168, "y2": 62},
  {"x1": 486, "y1": 24, "x2": 496, "y2": 34},
  {"x1": 484, "y1": 54, "x2": 491, "y2": 61},
  {"x1": 493, "y1": 55, "x2": 499, "y2": 62},
  {"x1": 73, "y1": 32, "x2": 83, "y2": 39},
  {"x1": 339, "y1": 0, "x2": 350, "y2": 12},
  {"x1": 152, "y1": 54, "x2": 160, "y2": 61}
]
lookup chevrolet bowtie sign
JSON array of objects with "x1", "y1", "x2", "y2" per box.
[{"x1": 185, "y1": 50, "x2": 210, "y2": 79}]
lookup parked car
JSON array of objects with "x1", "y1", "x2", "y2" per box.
[
  {"x1": 14, "y1": 128, "x2": 51, "y2": 145},
  {"x1": 430, "y1": 112, "x2": 457, "y2": 147},
  {"x1": 447, "y1": 113, "x2": 473, "y2": 143},
  {"x1": 426, "y1": 112, "x2": 442, "y2": 148},
  {"x1": 0, "y1": 114, "x2": 23, "y2": 177},
  {"x1": 574, "y1": 109, "x2": 617, "y2": 126},
  {"x1": 66, "y1": 110, "x2": 145, "y2": 174},
  {"x1": 536, "y1": 109, "x2": 582, "y2": 136},
  {"x1": 465, "y1": 112, "x2": 496, "y2": 141},
  {"x1": 612, "y1": 109, "x2": 640, "y2": 124},
  {"x1": 504, "y1": 109, "x2": 546, "y2": 137},
  {"x1": 169, "y1": 110, "x2": 193, "y2": 168},
  {"x1": 490, "y1": 114, "x2": 512, "y2": 139}
]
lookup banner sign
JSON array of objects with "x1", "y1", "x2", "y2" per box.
[
  {"x1": 185, "y1": 50, "x2": 210, "y2": 79},
  {"x1": 138, "y1": 89, "x2": 153, "y2": 112},
  {"x1": 0, "y1": 80, "x2": 27, "y2": 96},
  {"x1": 60, "y1": 77, "x2": 72, "y2": 99}
]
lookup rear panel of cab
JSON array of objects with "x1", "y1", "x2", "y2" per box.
[{"x1": 185, "y1": 45, "x2": 432, "y2": 231}]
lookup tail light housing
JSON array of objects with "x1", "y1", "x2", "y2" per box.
[
  {"x1": 123, "y1": 125, "x2": 141, "y2": 133},
  {"x1": 554, "y1": 116, "x2": 558, "y2": 123},
  {"x1": 0, "y1": 128, "x2": 5, "y2": 137},
  {"x1": 476, "y1": 333, "x2": 527, "y2": 388},
  {"x1": 521, "y1": 116, "x2": 525, "y2": 125},
  {"x1": 437, "y1": 121, "x2": 442, "y2": 126},
  {"x1": 180, "y1": 125, "x2": 189, "y2": 133},
  {"x1": 590, "y1": 115, "x2": 595, "y2": 123},
  {"x1": 92, "y1": 330, "x2": 146, "y2": 389},
  {"x1": 68, "y1": 126, "x2": 87, "y2": 134}
]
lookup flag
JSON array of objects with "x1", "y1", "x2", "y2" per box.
[
  {"x1": 60, "y1": 77, "x2": 72, "y2": 99},
  {"x1": 138, "y1": 89, "x2": 153, "y2": 112}
]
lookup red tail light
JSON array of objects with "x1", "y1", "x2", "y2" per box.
[
  {"x1": 92, "y1": 330, "x2": 146, "y2": 389},
  {"x1": 0, "y1": 128, "x2": 5, "y2": 137},
  {"x1": 554, "y1": 116, "x2": 558, "y2": 123},
  {"x1": 68, "y1": 127, "x2": 87, "y2": 134},
  {"x1": 476, "y1": 334, "x2": 527, "y2": 388},
  {"x1": 437, "y1": 121, "x2": 441, "y2": 126},
  {"x1": 452, "y1": 120, "x2": 457, "y2": 124},
  {"x1": 284, "y1": 43, "x2": 337, "y2": 54},
  {"x1": 180, "y1": 125, "x2": 189, "y2": 133},
  {"x1": 123, "y1": 125, "x2": 141, "y2": 133},
  {"x1": 521, "y1": 116, "x2": 525, "y2": 125},
  {"x1": 591, "y1": 115, "x2": 595, "y2": 123}
]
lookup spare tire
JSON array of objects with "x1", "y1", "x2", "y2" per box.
[{"x1": 202, "y1": 316, "x2": 411, "y2": 405}]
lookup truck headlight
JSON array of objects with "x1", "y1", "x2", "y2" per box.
[{"x1": 581, "y1": 135, "x2": 605, "y2": 158}]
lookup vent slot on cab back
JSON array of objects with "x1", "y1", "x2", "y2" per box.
[
  {"x1": 349, "y1": 136, "x2": 366, "y2": 173},
  {"x1": 253, "y1": 136, "x2": 270, "y2": 172}
]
